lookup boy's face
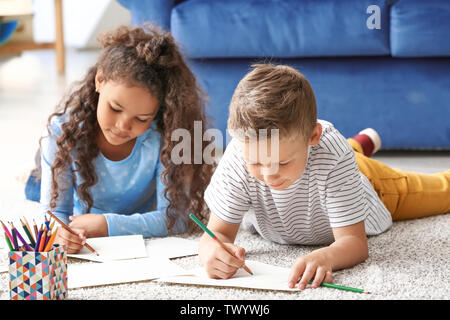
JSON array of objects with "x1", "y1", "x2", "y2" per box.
[
  {"x1": 95, "y1": 72, "x2": 159, "y2": 146},
  {"x1": 241, "y1": 123, "x2": 322, "y2": 190}
]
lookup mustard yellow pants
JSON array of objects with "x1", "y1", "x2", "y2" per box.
[{"x1": 348, "y1": 138, "x2": 450, "y2": 221}]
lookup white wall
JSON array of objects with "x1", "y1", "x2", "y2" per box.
[{"x1": 32, "y1": 0, "x2": 131, "y2": 49}]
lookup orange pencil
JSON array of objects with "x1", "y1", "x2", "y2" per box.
[
  {"x1": 44, "y1": 227, "x2": 58, "y2": 252},
  {"x1": 38, "y1": 229, "x2": 47, "y2": 252}
]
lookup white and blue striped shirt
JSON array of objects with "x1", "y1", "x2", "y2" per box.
[{"x1": 205, "y1": 120, "x2": 392, "y2": 245}]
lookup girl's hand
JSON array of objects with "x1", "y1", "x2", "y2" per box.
[
  {"x1": 287, "y1": 249, "x2": 333, "y2": 290},
  {"x1": 68, "y1": 214, "x2": 109, "y2": 238},
  {"x1": 199, "y1": 238, "x2": 246, "y2": 279},
  {"x1": 54, "y1": 227, "x2": 87, "y2": 254}
]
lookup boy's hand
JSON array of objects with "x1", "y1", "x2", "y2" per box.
[
  {"x1": 68, "y1": 214, "x2": 108, "y2": 238},
  {"x1": 287, "y1": 249, "x2": 333, "y2": 290},
  {"x1": 54, "y1": 227, "x2": 87, "y2": 254},
  {"x1": 199, "y1": 238, "x2": 246, "y2": 279}
]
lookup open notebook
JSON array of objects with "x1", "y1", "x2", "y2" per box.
[
  {"x1": 68, "y1": 234, "x2": 148, "y2": 262},
  {"x1": 68, "y1": 257, "x2": 188, "y2": 289},
  {"x1": 157, "y1": 260, "x2": 299, "y2": 292},
  {"x1": 68, "y1": 235, "x2": 199, "y2": 262}
]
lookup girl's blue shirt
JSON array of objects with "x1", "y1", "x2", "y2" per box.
[{"x1": 40, "y1": 114, "x2": 184, "y2": 237}]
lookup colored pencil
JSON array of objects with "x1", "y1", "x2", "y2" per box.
[
  {"x1": 43, "y1": 230, "x2": 51, "y2": 248},
  {"x1": 32, "y1": 219, "x2": 38, "y2": 239},
  {"x1": 4, "y1": 232, "x2": 13, "y2": 251},
  {"x1": 189, "y1": 213, "x2": 253, "y2": 276},
  {"x1": 10, "y1": 223, "x2": 19, "y2": 251},
  {"x1": 38, "y1": 229, "x2": 47, "y2": 252},
  {"x1": 44, "y1": 227, "x2": 58, "y2": 252},
  {"x1": 22, "y1": 217, "x2": 35, "y2": 242},
  {"x1": 34, "y1": 227, "x2": 43, "y2": 252},
  {"x1": 308, "y1": 280, "x2": 370, "y2": 294},
  {"x1": 44, "y1": 216, "x2": 50, "y2": 231},
  {"x1": 46, "y1": 210, "x2": 99, "y2": 256},
  {"x1": 0, "y1": 220, "x2": 13, "y2": 244},
  {"x1": 14, "y1": 227, "x2": 34, "y2": 251},
  {"x1": 20, "y1": 219, "x2": 36, "y2": 247}
]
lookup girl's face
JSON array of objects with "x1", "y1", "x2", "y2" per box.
[{"x1": 95, "y1": 73, "x2": 160, "y2": 146}]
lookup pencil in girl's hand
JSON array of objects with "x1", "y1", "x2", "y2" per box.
[
  {"x1": 46, "y1": 210, "x2": 99, "y2": 256},
  {"x1": 189, "y1": 213, "x2": 253, "y2": 276}
]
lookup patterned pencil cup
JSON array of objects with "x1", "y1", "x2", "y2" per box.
[{"x1": 8, "y1": 244, "x2": 68, "y2": 300}]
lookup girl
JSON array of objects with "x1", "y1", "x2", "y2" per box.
[{"x1": 26, "y1": 25, "x2": 213, "y2": 253}]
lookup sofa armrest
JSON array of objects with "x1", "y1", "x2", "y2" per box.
[{"x1": 116, "y1": 0, "x2": 176, "y2": 30}]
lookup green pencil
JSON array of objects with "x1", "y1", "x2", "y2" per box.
[
  {"x1": 189, "y1": 213, "x2": 254, "y2": 275},
  {"x1": 20, "y1": 219, "x2": 36, "y2": 247},
  {"x1": 308, "y1": 280, "x2": 370, "y2": 294},
  {"x1": 4, "y1": 232, "x2": 13, "y2": 251}
]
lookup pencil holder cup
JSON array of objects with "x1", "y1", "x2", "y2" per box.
[{"x1": 8, "y1": 244, "x2": 68, "y2": 300}]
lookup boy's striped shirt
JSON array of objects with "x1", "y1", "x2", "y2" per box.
[{"x1": 204, "y1": 120, "x2": 392, "y2": 245}]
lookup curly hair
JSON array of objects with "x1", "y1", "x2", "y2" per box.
[{"x1": 43, "y1": 25, "x2": 213, "y2": 233}]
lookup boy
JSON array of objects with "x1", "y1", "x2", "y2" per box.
[{"x1": 198, "y1": 64, "x2": 450, "y2": 290}]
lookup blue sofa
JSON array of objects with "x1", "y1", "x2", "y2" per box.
[{"x1": 117, "y1": 0, "x2": 450, "y2": 150}]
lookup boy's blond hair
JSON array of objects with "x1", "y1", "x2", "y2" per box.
[{"x1": 228, "y1": 64, "x2": 317, "y2": 142}]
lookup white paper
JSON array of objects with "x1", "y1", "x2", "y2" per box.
[
  {"x1": 145, "y1": 237, "x2": 198, "y2": 258},
  {"x1": 68, "y1": 234, "x2": 147, "y2": 262},
  {"x1": 157, "y1": 260, "x2": 299, "y2": 292},
  {"x1": 68, "y1": 257, "x2": 189, "y2": 289},
  {"x1": 0, "y1": 265, "x2": 7, "y2": 273}
]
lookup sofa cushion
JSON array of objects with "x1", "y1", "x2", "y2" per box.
[
  {"x1": 117, "y1": 0, "x2": 176, "y2": 30},
  {"x1": 391, "y1": 0, "x2": 450, "y2": 57},
  {"x1": 171, "y1": 0, "x2": 391, "y2": 58}
]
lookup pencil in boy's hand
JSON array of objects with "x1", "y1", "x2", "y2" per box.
[
  {"x1": 307, "y1": 280, "x2": 370, "y2": 294},
  {"x1": 46, "y1": 210, "x2": 99, "y2": 256},
  {"x1": 189, "y1": 213, "x2": 253, "y2": 276}
]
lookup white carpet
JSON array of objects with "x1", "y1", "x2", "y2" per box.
[{"x1": 0, "y1": 178, "x2": 448, "y2": 300}]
